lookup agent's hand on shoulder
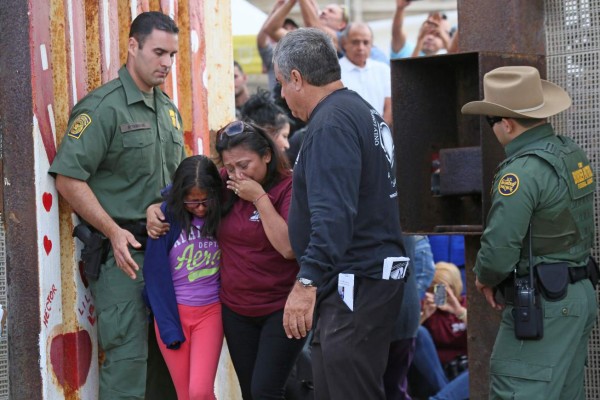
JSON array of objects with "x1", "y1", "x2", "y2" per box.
[{"x1": 146, "y1": 203, "x2": 170, "y2": 239}]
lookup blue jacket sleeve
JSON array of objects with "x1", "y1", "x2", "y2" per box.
[{"x1": 143, "y1": 203, "x2": 185, "y2": 349}]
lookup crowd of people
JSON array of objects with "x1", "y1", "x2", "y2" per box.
[{"x1": 48, "y1": 2, "x2": 597, "y2": 400}]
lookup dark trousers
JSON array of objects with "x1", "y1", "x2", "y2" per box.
[
  {"x1": 222, "y1": 305, "x2": 306, "y2": 399},
  {"x1": 408, "y1": 326, "x2": 449, "y2": 398},
  {"x1": 384, "y1": 337, "x2": 416, "y2": 400},
  {"x1": 312, "y1": 277, "x2": 404, "y2": 400}
]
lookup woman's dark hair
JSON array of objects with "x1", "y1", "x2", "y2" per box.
[
  {"x1": 240, "y1": 88, "x2": 289, "y2": 139},
  {"x1": 215, "y1": 121, "x2": 290, "y2": 213},
  {"x1": 166, "y1": 155, "x2": 223, "y2": 238}
]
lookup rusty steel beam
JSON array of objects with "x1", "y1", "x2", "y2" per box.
[
  {"x1": 456, "y1": 1, "x2": 547, "y2": 397},
  {"x1": 0, "y1": 0, "x2": 43, "y2": 398},
  {"x1": 458, "y1": 0, "x2": 546, "y2": 55}
]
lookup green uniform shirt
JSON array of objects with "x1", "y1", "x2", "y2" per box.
[
  {"x1": 475, "y1": 124, "x2": 594, "y2": 287},
  {"x1": 49, "y1": 66, "x2": 186, "y2": 221}
]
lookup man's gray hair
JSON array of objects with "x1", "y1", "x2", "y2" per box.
[
  {"x1": 341, "y1": 22, "x2": 374, "y2": 42},
  {"x1": 273, "y1": 28, "x2": 341, "y2": 87}
]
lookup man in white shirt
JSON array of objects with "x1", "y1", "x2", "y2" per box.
[{"x1": 339, "y1": 22, "x2": 392, "y2": 126}]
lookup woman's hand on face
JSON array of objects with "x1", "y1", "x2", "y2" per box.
[{"x1": 227, "y1": 174, "x2": 264, "y2": 203}]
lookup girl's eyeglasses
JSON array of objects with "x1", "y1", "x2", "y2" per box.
[{"x1": 184, "y1": 199, "x2": 211, "y2": 209}]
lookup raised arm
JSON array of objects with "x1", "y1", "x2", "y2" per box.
[
  {"x1": 411, "y1": 13, "x2": 451, "y2": 57},
  {"x1": 391, "y1": 0, "x2": 411, "y2": 53},
  {"x1": 260, "y1": 0, "x2": 297, "y2": 45},
  {"x1": 298, "y1": 0, "x2": 341, "y2": 51},
  {"x1": 55, "y1": 174, "x2": 141, "y2": 279},
  {"x1": 448, "y1": 28, "x2": 459, "y2": 54}
]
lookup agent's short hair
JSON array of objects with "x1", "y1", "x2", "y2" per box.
[
  {"x1": 512, "y1": 117, "x2": 546, "y2": 128},
  {"x1": 273, "y1": 28, "x2": 341, "y2": 87},
  {"x1": 129, "y1": 11, "x2": 179, "y2": 48}
]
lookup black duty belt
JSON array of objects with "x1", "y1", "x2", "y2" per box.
[
  {"x1": 119, "y1": 221, "x2": 148, "y2": 250},
  {"x1": 500, "y1": 266, "x2": 589, "y2": 305},
  {"x1": 568, "y1": 266, "x2": 589, "y2": 283}
]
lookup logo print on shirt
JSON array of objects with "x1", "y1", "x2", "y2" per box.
[
  {"x1": 371, "y1": 110, "x2": 397, "y2": 193},
  {"x1": 249, "y1": 210, "x2": 261, "y2": 222}
]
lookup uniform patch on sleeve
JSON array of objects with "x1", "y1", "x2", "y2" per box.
[
  {"x1": 571, "y1": 162, "x2": 594, "y2": 189},
  {"x1": 498, "y1": 173, "x2": 519, "y2": 196},
  {"x1": 68, "y1": 114, "x2": 92, "y2": 139}
]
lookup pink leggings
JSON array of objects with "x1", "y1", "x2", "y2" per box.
[{"x1": 155, "y1": 302, "x2": 224, "y2": 400}]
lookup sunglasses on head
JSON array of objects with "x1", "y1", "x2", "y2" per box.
[
  {"x1": 219, "y1": 120, "x2": 248, "y2": 141},
  {"x1": 485, "y1": 116, "x2": 503, "y2": 128}
]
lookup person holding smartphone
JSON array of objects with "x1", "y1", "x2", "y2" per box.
[
  {"x1": 409, "y1": 262, "x2": 468, "y2": 399},
  {"x1": 421, "y1": 262, "x2": 467, "y2": 364}
]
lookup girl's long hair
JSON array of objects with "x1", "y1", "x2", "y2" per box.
[{"x1": 165, "y1": 155, "x2": 223, "y2": 237}]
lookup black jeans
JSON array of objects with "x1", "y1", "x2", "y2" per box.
[
  {"x1": 222, "y1": 305, "x2": 307, "y2": 399},
  {"x1": 312, "y1": 277, "x2": 404, "y2": 400}
]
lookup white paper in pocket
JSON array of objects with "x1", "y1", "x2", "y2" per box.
[
  {"x1": 383, "y1": 257, "x2": 410, "y2": 280},
  {"x1": 338, "y1": 273, "x2": 354, "y2": 311}
]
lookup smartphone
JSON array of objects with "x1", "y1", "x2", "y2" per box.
[{"x1": 434, "y1": 284, "x2": 446, "y2": 306}]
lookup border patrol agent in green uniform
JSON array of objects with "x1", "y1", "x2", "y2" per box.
[
  {"x1": 49, "y1": 12, "x2": 185, "y2": 400},
  {"x1": 462, "y1": 66, "x2": 598, "y2": 400}
]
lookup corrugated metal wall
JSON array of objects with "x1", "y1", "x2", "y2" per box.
[
  {"x1": 545, "y1": 1, "x2": 600, "y2": 397},
  {"x1": 0, "y1": 0, "x2": 235, "y2": 398}
]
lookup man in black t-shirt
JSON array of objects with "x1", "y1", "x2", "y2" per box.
[{"x1": 274, "y1": 28, "x2": 407, "y2": 400}]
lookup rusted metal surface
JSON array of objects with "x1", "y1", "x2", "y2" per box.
[
  {"x1": 188, "y1": 0, "x2": 209, "y2": 155},
  {"x1": 100, "y1": 0, "x2": 120, "y2": 83},
  {"x1": 439, "y1": 147, "x2": 482, "y2": 196},
  {"x1": 0, "y1": 0, "x2": 228, "y2": 397},
  {"x1": 392, "y1": 53, "x2": 489, "y2": 235},
  {"x1": 458, "y1": 0, "x2": 546, "y2": 55},
  {"x1": 464, "y1": 235, "x2": 498, "y2": 400},
  {"x1": 392, "y1": 52, "x2": 545, "y2": 235},
  {"x1": 0, "y1": 1, "x2": 43, "y2": 399},
  {"x1": 392, "y1": 30, "x2": 547, "y2": 399}
]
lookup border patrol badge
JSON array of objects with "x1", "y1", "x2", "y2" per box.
[
  {"x1": 498, "y1": 173, "x2": 519, "y2": 196},
  {"x1": 68, "y1": 114, "x2": 92, "y2": 139},
  {"x1": 169, "y1": 109, "x2": 181, "y2": 130}
]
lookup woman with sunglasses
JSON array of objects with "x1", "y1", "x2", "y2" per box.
[
  {"x1": 143, "y1": 155, "x2": 224, "y2": 400},
  {"x1": 215, "y1": 120, "x2": 305, "y2": 399}
]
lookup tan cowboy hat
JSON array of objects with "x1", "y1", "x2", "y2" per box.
[{"x1": 461, "y1": 66, "x2": 571, "y2": 118}]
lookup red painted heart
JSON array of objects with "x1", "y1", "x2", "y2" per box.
[
  {"x1": 50, "y1": 330, "x2": 93, "y2": 396},
  {"x1": 44, "y1": 236, "x2": 52, "y2": 255},
  {"x1": 42, "y1": 192, "x2": 53, "y2": 212}
]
